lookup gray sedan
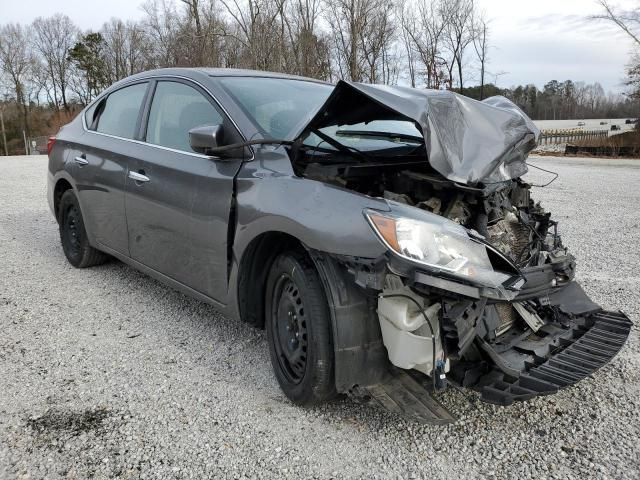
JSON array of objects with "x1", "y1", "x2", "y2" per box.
[{"x1": 47, "y1": 68, "x2": 631, "y2": 423}]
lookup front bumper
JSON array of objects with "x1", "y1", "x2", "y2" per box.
[
  {"x1": 357, "y1": 308, "x2": 631, "y2": 424},
  {"x1": 467, "y1": 309, "x2": 632, "y2": 405},
  {"x1": 360, "y1": 263, "x2": 632, "y2": 423}
]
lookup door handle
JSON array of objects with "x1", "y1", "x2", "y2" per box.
[
  {"x1": 74, "y1": 155, "x2": 88, "y2": 166},
  {"x1": 128, "y1": 170, "x2": 150, "y2": 183}
]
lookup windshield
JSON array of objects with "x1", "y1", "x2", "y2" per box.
[
  {"x1": 218, "y1": 76, "x2": 424, "y2": 153},
  {"x1": 218, "y1": 77, "x2": 333, "y2": 139}
]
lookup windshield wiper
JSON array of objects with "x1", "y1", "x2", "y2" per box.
[
  {"x1": 336, "y1": 130, "x2": 424, "y2": 144},
  {"x1": 311, "y1": 128, "x2": 370, "y2": 162}
]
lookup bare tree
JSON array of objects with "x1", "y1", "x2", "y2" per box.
[
  {"x1": 177, "y1": 0, "x2": 227, "y2": 67},
  {"x1": 0, "y1": 23, "x2": 34, "y2": 138},
  {"x1": 219, "y1": 0, "x2": 287, "y2": 71},
  {"x1": 398, "y1": 1, "x2": 418, "y2": 87},
  {"x1": 67, "y1": 68, "x2": 92, "y2": 105},
  {"x1": 472, "y1": 11, "x2": 490, "y2": 99},
  {"x1": 31, "y1": 14, "x2": 78, "y2": 112},
  {"x1": 443, "y1": 0, "x2": 475, "y2": 93},
  {"x1": 102, "y1": 19, "x2": 151, "y2": 81},
  {"x1": 181, "y1": 0, "x2": 205, "y2": 64},
  {"x1": 141, "y1": 0, "x2": 182, "y2": 67},
  {"x1": 30, "y1": 60, "x2": 55, "y2": 106},
  {"x1": 594, "y1": 1, "x2": 640, "y2": 98},
  {"x1": 358, "y1": 0, "x2": 396, "y2": 83},
  {"x1": 402, "y1": 0, "x2": 449, "y2": 89},
  {"x1": 281, "y1": 0, "x2": 331, "y2": 78},
  {"x1": 325, "y1": 0, "x2": 368, "y2": 81},
  {"x1": 325, "y1": 0, "x2": 397, "y2": 83},
  {"x1": 594, "y1": 0, "x2": 640, "y2": 46},
  {"x1": 199, "y1": 0, "x2": 228, "y2": 67}
]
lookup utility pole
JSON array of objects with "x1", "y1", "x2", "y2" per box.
[{"x1": 0, "y1": 108, "x2": 7, "y2": 156}]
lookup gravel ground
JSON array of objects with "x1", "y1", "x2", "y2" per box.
[{"x1": 0, "y1": 155, "x2": 639, "y2": 479}]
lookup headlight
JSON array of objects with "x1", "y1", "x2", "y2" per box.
[{"x1": 365, "y1": 210, "x2": 513, "y2": 290}]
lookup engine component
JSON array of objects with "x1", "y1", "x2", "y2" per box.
[
  {"x1": 494, "y1": 303, "x2": 516, "y2": 336},
  {"x1": 513, "y1": 302, "x2": 545, "y2": 332},
  {"x1": 487, "y1": 211, "x2": 531, "y2": 260}
]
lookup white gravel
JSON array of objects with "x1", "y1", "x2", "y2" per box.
[{"x1": 0, "y1": 155, "x2": 638, "y2": 479}]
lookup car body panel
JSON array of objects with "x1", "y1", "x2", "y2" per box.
[
  {"x1": 73, "y1": 131, "x2": 137, "y2": 255},
  {"x1": 232, "y1": 152, "x2": 390, "y2": 261},
  {"x1": 125, "y1": 144, "x2": 242, "y2": 302}
]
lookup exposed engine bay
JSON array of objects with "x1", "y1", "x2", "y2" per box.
[{"x1": 298, "y1": 157, "x2": 564, "y2": 270}]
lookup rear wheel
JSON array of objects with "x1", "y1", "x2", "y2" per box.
[
  {"x1": 58, "y1": 190, "x2": 107, "y2": 268},
  {"x1": 265, "y1": 251, "x2": 336, "y2": 405}
]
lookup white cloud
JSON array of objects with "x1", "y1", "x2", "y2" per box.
[{"x1": 477, "y1": 0, "x2": 637, "y2": 92}]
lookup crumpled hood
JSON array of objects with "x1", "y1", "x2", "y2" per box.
[{"x1": 289, "y1": 81, "x2": 540, "y2": 185}]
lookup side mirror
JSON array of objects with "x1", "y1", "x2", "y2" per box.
[{"x1": 189, "y1": 124, "x2": 224, "y2": 155}]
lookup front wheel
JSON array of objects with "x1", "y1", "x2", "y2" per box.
[{"x1": 265, "y1": 251, "x2": 336, "y2": 405}]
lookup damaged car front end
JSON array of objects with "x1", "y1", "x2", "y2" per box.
[{"x1": 276, "y1": 80, "x2": 632, "y2": 423}]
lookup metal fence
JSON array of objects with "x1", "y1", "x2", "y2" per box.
[{"x1": 539, "y1": 129, "x2": 608, "y2": 145}]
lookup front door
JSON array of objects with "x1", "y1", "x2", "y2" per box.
[{"x1": 125, "y1": 79, "x2": 244, "y2": 302}]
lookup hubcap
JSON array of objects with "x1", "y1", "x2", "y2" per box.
[
  {"x1": 62, "y1": 205, "x2": 82, "y2": 258},
  {"x1": 272, "y1": 275, "x2": 309, "y2": 384}
]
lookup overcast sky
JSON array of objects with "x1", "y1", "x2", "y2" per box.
[{"x1": 2, "y1": 0, "x2": 636, "y2": 93}]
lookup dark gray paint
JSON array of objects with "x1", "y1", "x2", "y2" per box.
[
  {"x1": 72, "y1": 131, "x2": 133, "y2": 255},
  {"x1": 232, "y1": 152, "x2": 390, "y2": 259},
  {"x1": 126, "y1": 144, "x2": 242, "y2": 301},
  {"x1": 48, "y1": 68, "x2": 389, "y2": 319}
]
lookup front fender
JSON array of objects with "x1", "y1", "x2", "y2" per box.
[
  {"x1": 232, "y1": 159, "x2": 390, "y2": 260},
  {"x1": 227, "y1": 156, "x2": 392, "y2": 389}
]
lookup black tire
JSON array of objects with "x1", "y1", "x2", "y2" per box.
[
  {"x1": 265, "y1": 251, "x2": 336, "y2": 405},
  {"x1": 58, "y1": 190, "x2": 107, "y2": 268}
]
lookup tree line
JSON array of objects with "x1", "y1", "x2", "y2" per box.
[
  {"x1": 0, "y1": 0, "x2": 637, "y2": 154},
  {"x1": 502, "y1": 80, "x2": 637, "y2": 121}
]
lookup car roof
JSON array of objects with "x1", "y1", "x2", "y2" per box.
[
  {"x1": 120, "y1": 67, "x2": 330, "y2": 85},
  {"x1": 205, "y1": 68, "x2": 328, "y2": 83}
]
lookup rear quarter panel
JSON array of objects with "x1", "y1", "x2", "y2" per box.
[{"x1": 47, "y1": 119, "x2": 83, "y2": 219}]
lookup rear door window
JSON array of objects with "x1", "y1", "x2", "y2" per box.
[
  {"x1": 95, "y1": 82, "x2": 148, "y2": 139},
  {"x1": 84, "y1": 101, "x2": 100, "y2": 130},
  {"x1": 145, "y1": 81, "x2": 223, "y2": 153}
]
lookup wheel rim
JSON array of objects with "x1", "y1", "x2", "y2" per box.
[
  {"x1": 271, "y1": 274, "x2": 309, "y2": 384},
  {"x1": 62, "y1": 204, "x2": 82, "y2": 258}
]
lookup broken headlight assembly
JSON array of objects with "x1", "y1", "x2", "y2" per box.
[{"x1": 365, "y1": 209, "x2": 519, "y2": 294}]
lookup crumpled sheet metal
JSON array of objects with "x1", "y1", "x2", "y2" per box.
[{"x1": 294, "y1": 81, "x2": 540, "y2": 185}]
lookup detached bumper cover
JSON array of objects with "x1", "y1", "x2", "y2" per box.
[
  {"x1": 471, "y1": 310, "x2": 632, "y2": 406},
  {"x1": 355, "y1": 310, "x2": 631, "y2": 424}
]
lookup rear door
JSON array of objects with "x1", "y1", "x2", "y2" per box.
[
  {"x1": 75, "y1": 81, "x2": 149, "y2": 255},
  {"x1": 125, "y1": 79, "x2": 244, "y2": 302}
]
